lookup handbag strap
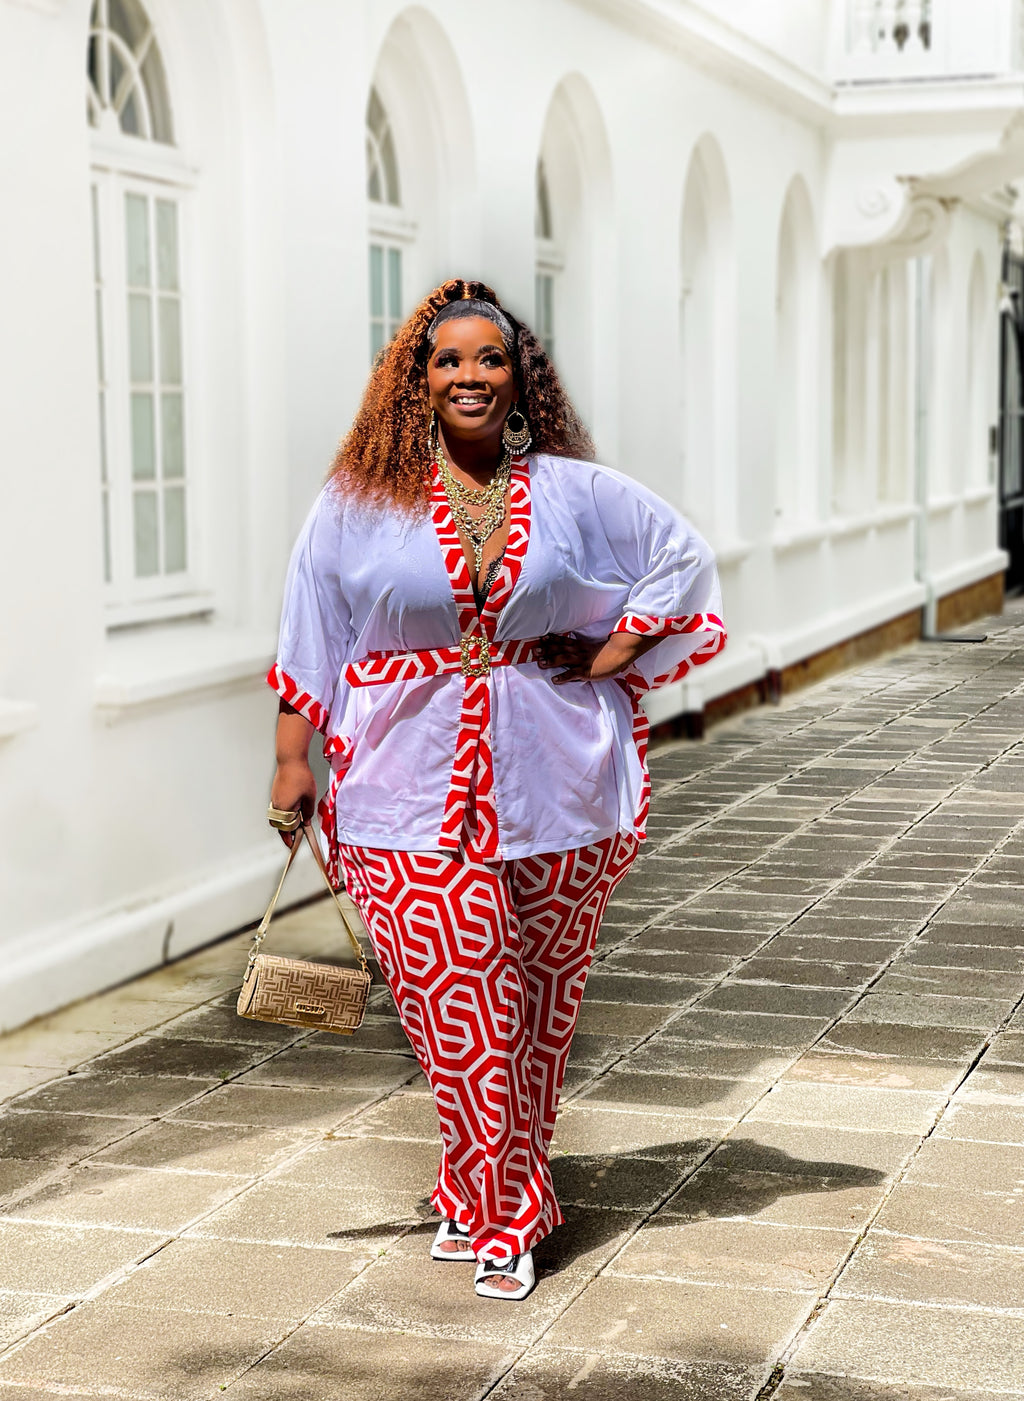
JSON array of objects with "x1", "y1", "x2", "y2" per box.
[{"x1": 247, "y1": 823, "x2": 369, "y2": 975}]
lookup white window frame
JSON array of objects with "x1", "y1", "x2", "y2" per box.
[
  {"x1": 88, "y1": 10, "x2": 203, "y2": 626},
  {"x1": 368, "y1": 204, "x2": 416, "y2": 366},
  {"x1": 91, "y1": 151, "x2": 201, "y2": 623},
  {"x1": 534, "y1": 161, "x2": 562, "y2": 358}
]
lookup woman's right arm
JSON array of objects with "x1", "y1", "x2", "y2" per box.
[{"x1": 270, "y1": 699, "x2": 318, "y2": 846}]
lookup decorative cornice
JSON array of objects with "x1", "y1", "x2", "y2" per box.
[{"x1": 567, "y1": 0, "x2": 835, "y2": 124}]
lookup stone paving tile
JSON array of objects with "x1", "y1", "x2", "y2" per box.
[
  {"x1": 0, "y1": 1221, "x2": 166, "y2": 1294},
  {"x1": 776, "y1": 1376, "x2": 1024, "y2": 1401},
  {"x1": 0, "y1": 1304, "x2": 290, "y2": 1400},
  {"x1": 550, "y1": 1105, "x2": 725, "y2": 1161},
  {"x1": 3, "y1": 1163, "x2": 247, "y2": 1233},
  {"x1": 578, "y1": 1071, "x2": 767, "y2": 1118},
  {"x1": 89, "y1": 1118, "x2": 315, "y2": 1175},
  {"x1": 16, "y1": 1072, "x2": 218, "y2": 1119},
  {"x1": 660, "y1": 1165, "x2": 884, "y2": 1233},
  {"x1": 902, "y1": 1137, "x2": 1024, "y2": 1193},
  {"x1": 853, "y1": 1227, "x2": 1024, "y2": 1316},
  {"x1": 0, "y1": 1110, "x2": 141, "y2": 1163},
  {"x1": 608, "y1": 1218, "x2": 854, "y2": 1291},
  {"x1": 165, "y1": 1082, "x2": 372, "y2": 1130},
  {"x1": 744, "y1": 1083, "x2": 943, "y2": 1135},
  {"x1": 221, "y1": 1327, "x2": 514, "y2": 1401},
  {"x1": 870, "y1": 1182, "x2": 1024, "y2": 1248},
  {"x1": 0, "y1": 1293, "x2": 73, "y2": 1348},
  {"x1": 102, "y1": 1237, "x2": 367, "y2": 1320},
  {"x1": 788, "y1": 1298, "x2": 1024, "y2": 1392},
  {"x1": 543, "y1": 1274, "x2": 813, "y2": 1365},
  {"x1": 781, "y1": 1051, "x2": 962, "y2": 1093},
  {"x1": 487, "y1": 1345, "x2": 761, "y2": 1401}
]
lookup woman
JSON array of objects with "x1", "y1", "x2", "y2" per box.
[{"x1": 268, "y1": 278, "x2": 724, "y2": 1301}]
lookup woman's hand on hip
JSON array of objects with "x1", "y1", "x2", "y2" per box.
[{"x1": 538, "y1": 631, "x2": 661, "y2": 684}]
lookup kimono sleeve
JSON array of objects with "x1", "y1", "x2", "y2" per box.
[
  {"x1": 596, "y1": 471, "x2": 726, "y2": 693},
  {"x1": 266, "y1": 488, "x2": 355, "y2": 733}
]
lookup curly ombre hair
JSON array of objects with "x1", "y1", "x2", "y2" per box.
[{"x1": 330, "y1": 278, "x2": 595, "y2": 510}]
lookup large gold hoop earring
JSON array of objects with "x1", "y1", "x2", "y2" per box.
[
  {"x1": 429, "y1": 409, "x2": 440, "y2": 458},
  {"x1": 502, "y1": 406, "x2": 532, "y2": 454}
]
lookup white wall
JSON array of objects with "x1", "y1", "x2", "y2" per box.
[{"x1": 0, "y1": 0, "x2": 1010, "y2": 1030}]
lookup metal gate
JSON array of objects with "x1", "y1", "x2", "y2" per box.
[{"x1": 999, "y1": 248, "x2": 1024, "y2": 593}]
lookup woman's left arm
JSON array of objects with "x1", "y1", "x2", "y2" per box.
[{"x1": 536, "y1": 470, "x2": 725, "y2": 687}]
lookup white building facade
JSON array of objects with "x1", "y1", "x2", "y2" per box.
[{"x1": 1, "y1": 0, "x2": 1021, "y2": 1029}]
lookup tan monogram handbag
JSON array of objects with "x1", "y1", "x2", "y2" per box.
[{"x1": 236, "y1": 809, "x2": 372, "y2": 1035}]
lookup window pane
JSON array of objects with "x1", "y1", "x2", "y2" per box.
[
  {"x1": 381, "y1": 130, "x2": 400, "y2": 205},
  {"x1": 388, "y1": 248, "x2": 402, "y2": 322},
  {"x1": 95, "y1": 288, "x2": 105, "y2": 380},
  {"x1": 156, "y1": 200, "x2": 179, "y2": 291},
  {"x1": 101, "y1": 489, "x2": 112, "y2": 584},
  {"x1": 369, "y1": 245, "x2": 384, "y2": 318},
  {"x1": 131, "y1": 392, "x2": 155, "y2": 479},
  {"x1": 128, "y1": 293, "x2": 153, "y2": 381},
  {"x1": 158, "y1": 297, "x2": 181, "y2": 384},
  {"x1": 91, "y1": 185, "x2": 101, "y2": 281},
  {"x1": 133, "y1": 490, "x2": 159, "y2": 576},
  {"x1": 163, "y1": 485, "x2": 187, "y2": 572},
  {"x1": 162, "y1": 393, "x2": 184, "y2": 478},
  {"x1": 370, "y1": 319, "x2": 385, "y2": 363},
  {"x1": 98, "y1": 391, "x2": 108, "y2": 484},
  {"x1": 125, "y1": 193, "x2": 150, "y2": 287}
]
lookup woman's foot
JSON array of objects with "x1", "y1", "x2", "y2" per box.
[
  {"x1": 474, "y1": 1250, "x2": 535, "y2": 1301},
  {"x1": 430, "y1": 1218, "x2": 475, "y2": 1262}
]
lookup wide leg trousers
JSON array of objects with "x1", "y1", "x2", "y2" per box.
[{"x1": 339, "y1": 831, "x2": 637, "y2": 1262}]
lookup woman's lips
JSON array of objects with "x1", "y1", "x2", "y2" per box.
[{"x1": 449, "y1": 396, "x2": 490, "y2": 414}]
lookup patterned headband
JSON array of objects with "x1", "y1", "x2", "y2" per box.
[{"x1": 426, "y1": 298, "x2": 516, "y2": 355}]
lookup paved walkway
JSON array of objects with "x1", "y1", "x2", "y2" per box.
[{"x1": 2, "y1": 603, "x2": 1024, "y2": 1400}]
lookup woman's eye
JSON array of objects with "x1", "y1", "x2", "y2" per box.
[
  {"x1": 436, "y1": 353, "x2": 458, "y2": 368},
  {"x1": 483, "y1": 354, "x2": 503, "y2": 367}
]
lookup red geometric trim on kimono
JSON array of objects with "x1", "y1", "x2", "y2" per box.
[
  {"x1": 319, "y1": 732, "x2": 355, "y2": 889},
  {"x1": 614, "y1": 612, "x2": 727, "y2": 842},
  {"x1": 427, "y1": 457, "x2": 531, "y2": 861},
  {"x1": 266, "y1": 663, "x2": 329, "y2": 734}
]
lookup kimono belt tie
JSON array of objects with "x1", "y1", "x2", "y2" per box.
[{"x1": 342, "y1": 635, "x2": 540, "y2": 861}]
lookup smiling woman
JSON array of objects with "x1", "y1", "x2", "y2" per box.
[{"x1": 264, "y1": 276, "x2": 726, "y2": 1302}]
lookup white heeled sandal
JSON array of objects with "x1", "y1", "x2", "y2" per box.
[
  {"x1": 474, "y1": 1250, "x2": 535, "y2": 1301},
  {"x1": 430, "y1": 1218, "x2": 476, "y2": 1262}
]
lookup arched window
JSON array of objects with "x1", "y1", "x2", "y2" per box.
[
  {"x1": 366, "y1": 86, "x2": 410, "y2": 363},
  {"x1": 89, "y1": 0, "x2": 193, "y2": 611},
  {"x1": 534, "y1": 159, "x2": 559, "y2": 357}
]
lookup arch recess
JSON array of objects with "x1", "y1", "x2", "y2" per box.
[
  {"x1": 536, "y1": 73, "x2": 614, "y2": 447},
  {"x1": 367, "y1": 6, "x2": 478, "y2": 309},
  {"x1": 774, "y1": 176, "x2": 819, "y2": 525},
  {"x1": 679, "y1": 133, "x2": 735, "y2": 536}
]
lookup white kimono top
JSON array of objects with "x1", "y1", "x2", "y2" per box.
[{"x1": 269, "y1": 454, "x2": 725, "y2": 878}]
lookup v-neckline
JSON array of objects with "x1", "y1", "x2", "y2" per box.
[{"x1": 430, "y1": 457, "x2": 531, "y2": 640}]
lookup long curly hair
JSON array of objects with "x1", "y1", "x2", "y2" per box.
[{"x1": 330, "y1": 277, "x2": 595, "y2": 510}]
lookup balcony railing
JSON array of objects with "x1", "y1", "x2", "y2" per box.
[{"x1": 834, "y1": 0, "x2": 1024, "y2": 81}]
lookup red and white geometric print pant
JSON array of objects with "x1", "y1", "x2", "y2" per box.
[{"x1": 339, "y1": 831, "x2": 638, "y2": 1263}]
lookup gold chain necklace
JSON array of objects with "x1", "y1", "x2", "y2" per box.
[{"x1": 435, "y1": 436, "x2": 512, "y2": 576}]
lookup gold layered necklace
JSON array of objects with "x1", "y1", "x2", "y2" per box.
[{"x1": 434, "y1": 432, "x2": 512, "y2": 577}]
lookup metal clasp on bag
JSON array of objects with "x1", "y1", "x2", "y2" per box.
[
  {"x1": 460, "y1": 634, "x2": 491, "y2": 678},
  {"x1": 294, "y1": 1000, "x2": 327, "y2": 1017}
]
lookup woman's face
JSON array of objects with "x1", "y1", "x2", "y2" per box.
[{"x1": 426, "y1": 316, "x2": 516, "y2": 448}]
